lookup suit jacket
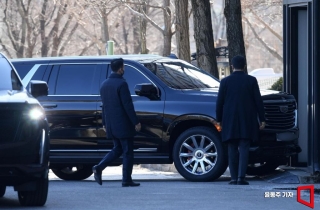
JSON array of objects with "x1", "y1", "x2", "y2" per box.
[
  {"x1": 216, "y1": 71, "x2": 265, "y2": 142},
  {"x1": 100, "y1": 73, "x2": 139, "y2": 139}
]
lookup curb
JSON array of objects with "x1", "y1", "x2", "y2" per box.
[{"x1": 268, "y1": 166, "x2": 320, "y2": 184}]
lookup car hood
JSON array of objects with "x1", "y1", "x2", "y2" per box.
[
  {"x1": 259, "y1": 89, "x2": 281, "y2": 96},
  {"x1": 0, "y1": 90, "x2": 39, "y2": 104}
]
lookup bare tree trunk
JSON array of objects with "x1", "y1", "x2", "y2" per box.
[
  {"x1": 40, "y1": 0, "x2": 49, "y2": 57},
  {"x1": 224, "y1": 0, "x2": 247, "y2": 73},
  {"x1": 175, "y1": 0, "x2": 190, "y2": 62},
  {"x1": 162, "y1": 0, "x2": 172, "y2": 56},
  {"x1": 41, "y1": 0, "x2": 65, "y2": 57},
  {"x1": 101, "y1": 8, "x2": 110, "y2": 55},
  {"x1": 51, "y1": 5, "x2": 64, "y2": 57},
  {"x1": 122, "y1": 0, "x2": 174, "y2": 55},
  {"x1": 140, "y1": 2, "x2": 148, "y2": 54},
  {"x1": 15, "y1": 0, "x2": 27, "y2": 57},
  {"x1": 122, "y1": 16, "x2": 129, "y2": 54},
  {"x1": 191, "y1": 0, "x2": 219, "y2": 78},
  {"x1": 132, "y1": 11, "x2": 140, "y2": 53},
  {"x1": 59, "y1": 22, "x2": 79, "y2": 56}
]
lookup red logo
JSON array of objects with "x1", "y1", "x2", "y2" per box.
[{"x1": 297, "y1": 185, "x2": 314, "y2": 209}]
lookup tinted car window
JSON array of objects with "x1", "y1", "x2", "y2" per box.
[
  {"x1": 15, "y1": 65, "x2": 47, "y2": 90},
  {"x1": 31, "y1": 65, "x2": 47, "y2": 80},
  {"x1": 124, "y1": 66, "x2": 151, "y2": 95},
  {"x1": 48, "y1": 65, "x2": 59, "y2": 95},
  {"x1": 54, "y1": 64, "x2": 98, "y2": 95},
  {"x1": 12, "y1": 64, "x2": 35, "y2": 79},
  {"x1": 11, "y1": 70, "x2": 23, "y2": 90},
  {"x1": 143, "y1": 61, "x2": 220, "y2": 89},
  {"x1": 108, "y1": 65, "x2": 150, "y2": 95}
]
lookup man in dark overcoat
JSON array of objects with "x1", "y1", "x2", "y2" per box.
[
  {"x1": 92, "y1": 58, "x2": 141, "y2": 187},
  {"x1": 215, "y1": 55, "x2": 266, "y2": 185}
]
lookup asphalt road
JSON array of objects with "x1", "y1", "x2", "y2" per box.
[{"x1": 0, "y1": 166, "x2": 319, "y2": 210}]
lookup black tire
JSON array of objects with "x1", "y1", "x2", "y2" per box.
[
  {"x1": 0, "y1": 185, "x2": 6, "y2": 197},
  {"x1": 51, "y1": 166, "x2": 93, "y2": 180},
  {"x1": 18, "y1": 173, "x2": 49, "y2": 206},
  {"x1": 173, "y1": 126, "x2": 228, "y2": 182},
  {"x1": 246, "y1": 162, "x2": 279, "y2": 176}
]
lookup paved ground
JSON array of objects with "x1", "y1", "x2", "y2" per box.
[
  {"x1": 48, "y1": 164, "x2": 319, "y2": 185},
  {"x1": 1, "y1": 165, "x2": 320, "y2": 210},
  {"x1": 49, "y1": 165, "x2": 183, "y2": 181}
]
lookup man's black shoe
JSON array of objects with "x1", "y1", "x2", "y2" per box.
[
  {"x1": 92, "y1": 165, "x2": 102, "y2": 185},
  {"x1": 228, "y1": 180, "x2": 237, "y2": 185},
  {"x1": 122, "y1": 181, "x2": 140, "y2": 187},
  {"x1": 237, "y1": 180, "x2": 249, "y2": 185}
]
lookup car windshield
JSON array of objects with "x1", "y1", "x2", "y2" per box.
[
  {"x1": 0, "y1": 55, "x2": 23, "y2": 91},
  {"x1": 143, "y1": 60, "x2": 220, "y2": 89}
]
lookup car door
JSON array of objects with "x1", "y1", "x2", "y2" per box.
[
  {"x1": 38, "y1": 63, "x2": 102, "y2": 154},
  {"x1": 97, "y1": 63, "x2": 165, "y2": 155}
]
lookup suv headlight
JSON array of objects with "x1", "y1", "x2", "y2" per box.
[{"x1": 28, "y1": 108, "x2": 44, "y2": 120}]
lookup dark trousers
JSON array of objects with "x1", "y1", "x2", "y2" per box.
[
  {"x1": 227, "y1": 139, "x2": 251, "y2": 181},
  {"x1": 97, "y1": 138, "x2": 134, "y2": 183}
]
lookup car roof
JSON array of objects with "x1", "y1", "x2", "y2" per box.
[{"x1": 10, "y1": 54, "x2": 165, "y2": 63}]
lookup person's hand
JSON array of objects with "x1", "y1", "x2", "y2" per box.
[
  {"x1": 135, "y1": 123, "x2": 141, "y2": 132},
  {"x1": 259, "y1": 122, "x2": 266, "y2": 130}
]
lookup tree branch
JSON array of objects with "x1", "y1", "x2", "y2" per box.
[
  {"x1": 79, "y1": 41, "x2": 95, "y2": 56},
  {"x1": 3, "y1": 0, "x2": 19, "y2": 52},
  {"x1": 123, "y1": 4, "x2": 163, "y2": 34},
  {"x1": 0, "y1": 38, "x2": 13, "y2": 58},
  {"x1": 45, "y1": 3, "x2": 58, "y2": 27},
  {"x1": 58, "y1": 15, "x2": 74, "y2": 43},
  {"x1": 47, "y1": 4, "x2": 64, "y2": 39},
  {"x1": 243, "y1": 16, "x2": 282, "y2": 61},
  {"x1": 114, "y1": 0, "x2": 165, "y2": 10},
  {"x1": 249, "y1": 9, "x2": 282, "y2": 42},
  {"x1": 78, "y1": 23, "x2": 101, "y2": 45},
  {"x1": 59, "y1": 22, "x2": 79, "y2": 56}
]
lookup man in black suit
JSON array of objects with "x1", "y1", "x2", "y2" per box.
[
  {"x1": 215, "y1": 55, "x2": 265, "y2": 185},
  {"x1": 92, "y1": 58, "x2": 141, "y2": 187}
]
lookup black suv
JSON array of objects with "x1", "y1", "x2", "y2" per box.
[
  {"x1": 10, "y1": 55, "x2": 301, "y2": 182},
  {"x1": 0, "y1": 53, "x2": 49, "y2": 206}
]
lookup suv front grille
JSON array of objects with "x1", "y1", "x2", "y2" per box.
[
  {"x1": 0, "y1": 106, "x2": 23, "y2": 144},
  {"x1": 264, "y1": 100, "x2": 296, "y2": 130}
]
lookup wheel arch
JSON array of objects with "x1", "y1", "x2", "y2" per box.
[{"x1": 167, "y1": 115, "x2": 220, "y2": 160}]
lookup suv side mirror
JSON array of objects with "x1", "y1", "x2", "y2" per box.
[
  {"x1": 135, "y1": 83, "x2": 160, "y2": 100},
  {"x1": 29, "y1": 80, "x2": 48, "y2": 98}
]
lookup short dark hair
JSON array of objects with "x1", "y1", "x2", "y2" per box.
[
  {"x1": 231, "y1": 55, "x2": 246, "y2": 69},
  {"x1": 110, "y1": 58, "x2": 124, "y2": 72}
]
